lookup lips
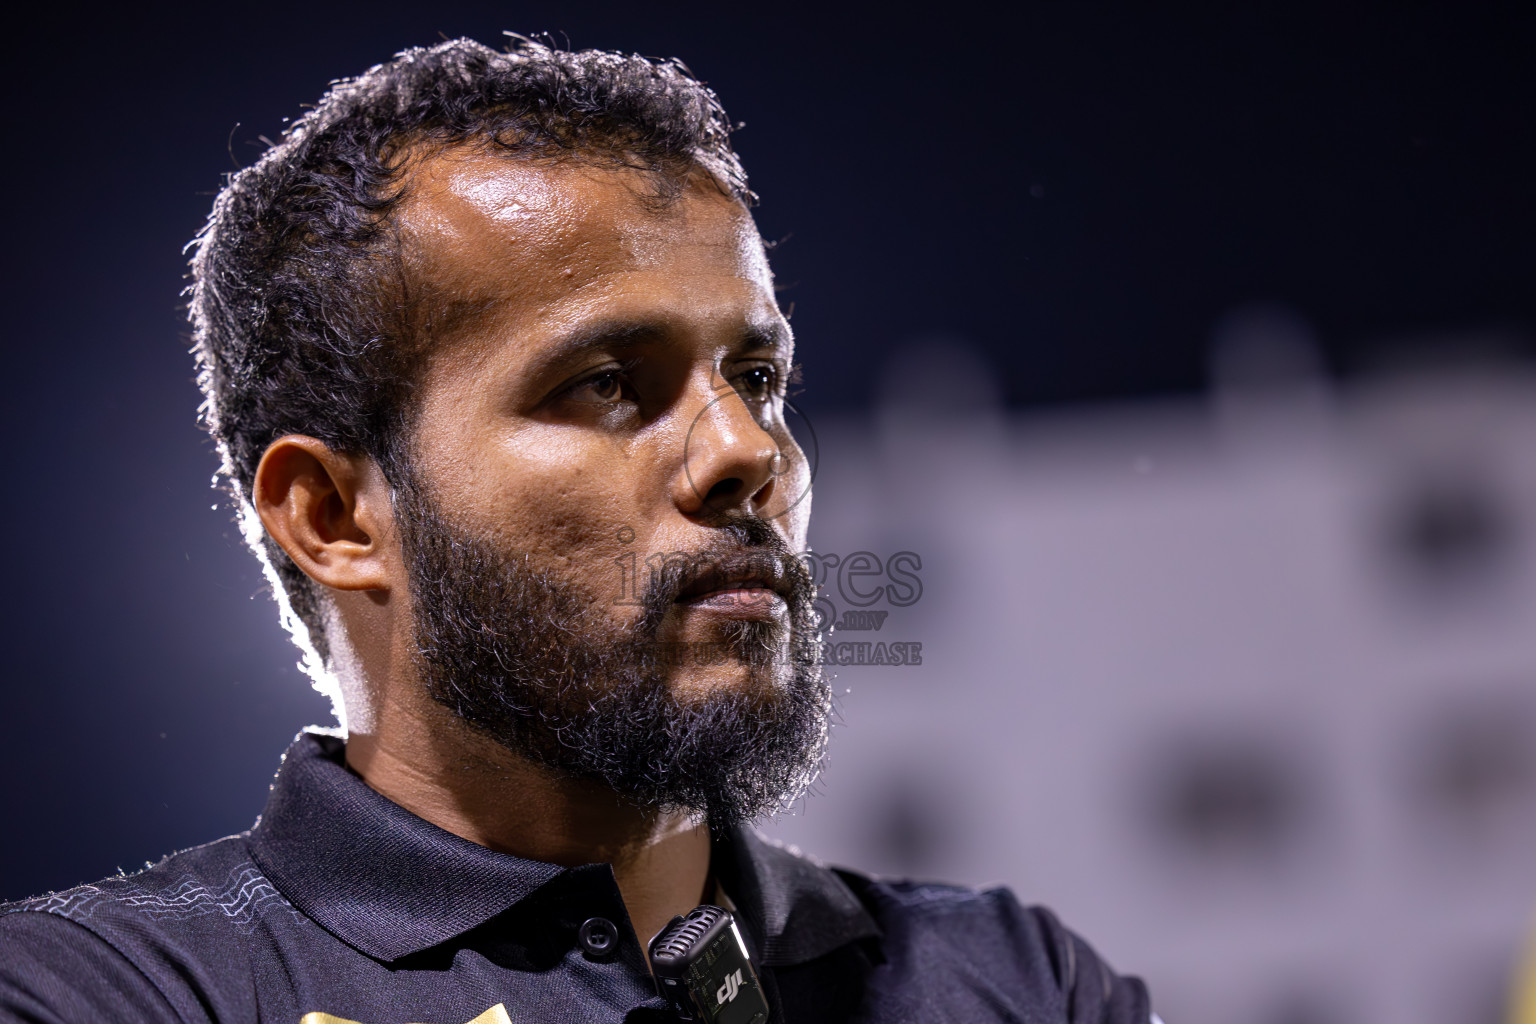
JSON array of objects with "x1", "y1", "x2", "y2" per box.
[{"x1": 672, "y1": 550, "x2": 791, "y2": 606}]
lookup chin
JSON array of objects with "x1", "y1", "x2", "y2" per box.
[{"x1": 668, "y1": 658, "x2": 792, "y2": 702}]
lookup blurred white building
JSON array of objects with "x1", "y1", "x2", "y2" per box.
[{"x1": 765, "y1": 337, "x2": 1536, "y2": 1024}]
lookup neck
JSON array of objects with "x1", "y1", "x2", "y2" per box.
[{"x1": 346, "y1": 694, "x2": 713, "y2": 951}]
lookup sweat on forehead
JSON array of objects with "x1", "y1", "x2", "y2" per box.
[{"x1": 391, "y1": 148, "x2": 769, "y2": 351}]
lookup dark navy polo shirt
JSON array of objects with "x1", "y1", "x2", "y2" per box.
[{"x1": 0, "y1": 732, "x2": 1152, "y2": 1023}]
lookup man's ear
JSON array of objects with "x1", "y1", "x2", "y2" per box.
[{"x1": 253, "y1": 435, "x2": 397, "y2": 592}]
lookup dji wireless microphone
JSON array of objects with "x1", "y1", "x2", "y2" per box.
[{"x1": 648, "y1": 905, "x2": 770, "y2": 1023}]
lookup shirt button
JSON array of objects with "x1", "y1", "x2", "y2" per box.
[{"x1": 578, "y1": 916, "x2": 620, "y2": 960}]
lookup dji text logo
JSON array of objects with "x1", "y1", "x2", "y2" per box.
[{"x1": 716, "y1": 968, "x2": 744, "y2": 1005}]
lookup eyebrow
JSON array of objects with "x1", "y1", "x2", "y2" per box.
[
  {"x1": 526, "y1": 316, "x2": 792, "y2": 382},
  {"x1": 738, "y1": 321, "x2": 793, "y2": 355}
]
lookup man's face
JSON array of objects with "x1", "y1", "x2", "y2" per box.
[{"x1": 386, "y1": 148, "x2": 827, "y2": 822}]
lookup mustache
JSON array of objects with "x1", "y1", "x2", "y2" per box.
[{"x1": 632, "y1": 515, "x2": 813, "y2": 638}]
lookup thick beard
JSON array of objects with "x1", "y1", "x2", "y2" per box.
[{"x1": 393, "y1": 475, "x2": 831, "y2": 829}]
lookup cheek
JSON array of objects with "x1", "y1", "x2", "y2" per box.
[
  {"x1": 779, "y1": 473, "x2": 812, "y2": 551},
  {"x1": 446, "y1": 431, "x2": 656, "y2": 577},
  {"x1": 769, "y1": 433, "x2": 813, "y2": 548}
]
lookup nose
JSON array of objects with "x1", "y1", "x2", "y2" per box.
[{"x1": 672, "y1": 383, "x2": 785, "y2": 518}]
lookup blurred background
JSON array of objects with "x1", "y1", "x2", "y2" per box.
[{"x1": 2, "y1": 3, "x2": 1534, "y2": 1022}]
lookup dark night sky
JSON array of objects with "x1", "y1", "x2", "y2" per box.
[{"x1": 1, "y1": 2, "x2": 1532, "y2": 900}]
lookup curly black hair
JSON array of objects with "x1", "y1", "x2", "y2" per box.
[{"x1": 188, "y1": 35, "x2": 752, "y2": 693}]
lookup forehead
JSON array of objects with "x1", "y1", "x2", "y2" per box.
[{"x1": 394, "y1": 147, "x2": 773, "y2": 338}]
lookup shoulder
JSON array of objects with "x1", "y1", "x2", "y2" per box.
[
  {"x1": 834, "y1": 870, "x2": 1152, "y2": 1024},
  {"x1": 1, "y1": 830, "x2": 293, "y2": 941},
  {"x1": 0, "y1": 910, "x2": 178, "y2": 1023},
  {"x1": 0, "y1": 833, "x2": 293, "y2": 1024}
]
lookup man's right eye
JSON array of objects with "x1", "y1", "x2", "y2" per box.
[{"x1": 566, "y1": 371, "x2": 626, "y2": 404}]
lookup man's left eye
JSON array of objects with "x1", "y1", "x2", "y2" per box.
[{"x1": 735, "y1": 366, "x2": 780, "y2": 399}]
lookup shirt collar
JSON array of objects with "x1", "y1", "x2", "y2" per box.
[
  {"x1": 248, "y1": 731, "x2": 566, "y2": 961},
  {"x1": 713, "y1": 825, "x2": 882, "y2": 967},
  {"x1": 249, "y1": 731, "x2": 879, "y2": 966}
]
